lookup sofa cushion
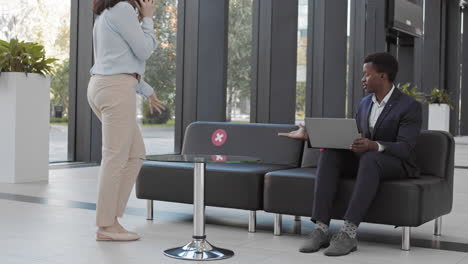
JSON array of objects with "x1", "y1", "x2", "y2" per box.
[
  {"x1": 263, "y1": 167, "x2": 317, "y2": 216},
  {"x1": 335, "y1": 176, "x2": 450, "y2": 226},
  {"x1": 264, "y1": 168, "x2": 450, "y2": 226},
  {"x1": 137, "y1": 161, "x2": 293, "y2": 210}
]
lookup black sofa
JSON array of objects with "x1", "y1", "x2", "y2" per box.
[
  {"x1": 263, "y1": 130, "x2": 455, "y2": 250},
  {"x1": 136, "y1": 121, "x2": 304, "y2": 232},
  {"x1": 136, "y1": 122, "x2": 454, "y2": 250}
]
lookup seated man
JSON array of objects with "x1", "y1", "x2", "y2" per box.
[{"x1": 279, "y1": 52, "x2": 422, "y2": 256}]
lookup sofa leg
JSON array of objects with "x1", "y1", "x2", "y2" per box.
[
  {"x1": 146, "y1": 200, "x2": 154, "y2": 220},
  {"x1": 274, "y1": 214, "x2": 282, "y2": 236},
  {"x1": 401, "y1": 226, "x2": 411, "y2": 251},
  {"x1": 248, "y1": 211, "x2": 257, "y2": 233},
  {"x1": 434, "y1": 217, "x2": 442, "y2": 236},
  {"x1": 293, "y1": 215, "x2": 301, "y2": 234}
]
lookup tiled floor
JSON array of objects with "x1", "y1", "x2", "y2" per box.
[{"x1": 0, "y1": 165, "x2": 468, "y2": 264}]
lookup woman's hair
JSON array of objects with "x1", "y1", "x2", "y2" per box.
[{"x1": 93, "y1": 0, "x2": 129, "y2": 15}]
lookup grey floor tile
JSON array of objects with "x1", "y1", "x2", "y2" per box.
[{"x1": 1, "y1": 165, "x2": 468, "y2": 263}]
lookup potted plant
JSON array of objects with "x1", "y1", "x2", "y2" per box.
[
  {"x1": 0, "y1": 39, "x2": 56, "y2": 183},
  {"x1": 398, "y1": 82, "x2": 425, "y2": 102},
  {"x1": 426, "y1": 88, "x2": 452, "y2": 132}
]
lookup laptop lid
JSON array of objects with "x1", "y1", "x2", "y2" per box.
[{"x1": 304, "y1": 118, "x2": 359, "y2": 149}]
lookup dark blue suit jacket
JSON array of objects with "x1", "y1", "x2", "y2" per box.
[{"x1": 356, "y1": 88, "x2": 422, "y2": 176}]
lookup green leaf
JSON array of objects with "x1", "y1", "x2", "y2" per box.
[
  {"x1": 397, "y1": 82, "x2": 425, "y2": 103},
  {"x1": 0, "y1": 38, "x2": 56, "y2": 75},
  {"x1": 426, "y1": 88, "x2": 453, "y2": 109}
]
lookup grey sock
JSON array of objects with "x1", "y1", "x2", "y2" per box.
[
  {"x1": 315, "y1": 221, "x2": 329, "y2": 235},
  {"x1": 341, "y1": 220, "x2": 358, "y2": 238}
]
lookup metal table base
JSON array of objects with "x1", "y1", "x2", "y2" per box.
[
  {"x1": 164, "y1": 239, "x2": 234, "y2": 261},
  {"x1": 163, "y1": 162, "x2": 234, "y2": 261}
]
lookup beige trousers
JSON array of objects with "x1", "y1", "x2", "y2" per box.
[{"x1": 87, "y1": 74, "x2": 146, "y2": 227}]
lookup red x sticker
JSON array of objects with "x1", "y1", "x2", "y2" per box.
[{"x1": 211, "y1": 129, "x2": 227, "y2": 146}]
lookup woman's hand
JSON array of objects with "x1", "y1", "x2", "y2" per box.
[
  {"x1": 277, "y1": 124, "x2": 309, "y2": 140},
  {"x1": 135, "y1": 0, "x2": 155, "y2": 18},
  {"x1": 148, "y1": 93, "x2": 166, "y2": 114}
]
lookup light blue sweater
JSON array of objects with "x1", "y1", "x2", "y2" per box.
[{"x1": 90, "y1": 1, "x2": 158, "y2": 98}]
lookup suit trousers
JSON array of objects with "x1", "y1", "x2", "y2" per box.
[
  {"x1": 312, "y1": 149, "x2": 407, "y2": 226},
  {"x1": 87, "y1": 74, "x2": 146, "y2": 227}
]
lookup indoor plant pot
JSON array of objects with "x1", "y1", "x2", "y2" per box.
[
  {"x1": 0, "y1": 39, "x2": 56, "y2": 183},
  {"x1": 426, "y1": 88, "x2": 452, "y2": 132},
  {"x1": 428, "y1": 103, "x2": 450, "y2": 132}
]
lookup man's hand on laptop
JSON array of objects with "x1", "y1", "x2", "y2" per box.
[
  {"x1": 350, "y1": 134, "x2": 379, "y2": 152},
  {"x1": 278, "y1": 124, "x2": 309, "y2": 140}
]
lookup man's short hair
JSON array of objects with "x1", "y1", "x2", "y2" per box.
[{"x1": 364, "y1": 52, "x2": 399, "y2": 82}]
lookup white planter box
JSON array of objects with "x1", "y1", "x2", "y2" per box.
[
  {"x1": 428, "y1": 103, "x2": 450, "y2": 132},
  {"x1": 0, "y1": 72, "x2": 50, "y2": 183}
]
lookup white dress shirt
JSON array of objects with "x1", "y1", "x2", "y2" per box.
[{"x1": 369, "y1": 85, "x2": 395, "y2": 152}]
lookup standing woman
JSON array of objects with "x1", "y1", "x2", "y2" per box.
[{"x1": 89, "y1": 0, "x2": 165, "y2": 241}]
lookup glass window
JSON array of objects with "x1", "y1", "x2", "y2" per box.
[
  {"x1": 138, "y1": 0, "x2": 178, "y2": 155},
  {"x1": 0, "y1": 0, "x2": 71, "y2": 162},
  {"x1": 296, "y1": 0, "x2": 308, "y2": 123},
  {"x1": 226, "y1": 0, "x2": 254, "y2": 123}
]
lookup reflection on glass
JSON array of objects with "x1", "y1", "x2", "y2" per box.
[
  {"x1": 227, "y1": 0, "x2": 253, "y2": 123},
  {"x1": 296, "y1": 0, "x2": 308, "y2": 122},
  {"x1": 0, "y1": 0, "x2": 71, "y2": 162},
  {"x1": 138, "y1": 0, "x2": 177, "y2": 155}
]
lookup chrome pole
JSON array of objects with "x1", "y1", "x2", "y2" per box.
[
  {"x1": 248, "y1": 211, "x2": 257, "y2": 233},
  {"x1": 293, "y1": 215, "x2": 301, "y2": 234},
  {"x1": 164, "y1": 160, "x2": 234, "y2": 260},
  {"x1": 193, "y1": 162, "x2": 206, "y2": 239},
  {"x1": 402, "y1": 227, "x2": 411, "y2": 251},
  {"x1": 434, "y1": 217, "x2": 442, "y2": 236},
  {"x1": 146, "y1": 200, "x2": 154, "y2": 220},
  {"x1": 274, "y1": 214, "x2": 282, "y2": 236}
]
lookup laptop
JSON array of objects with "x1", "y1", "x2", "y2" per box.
[{"x1": 304, "y1": 118, "x2": 359, "y2": 149}]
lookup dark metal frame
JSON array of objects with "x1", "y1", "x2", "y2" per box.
[
  {"x1": 462, "y1": 10, "x2": 468, "y2": 135},
  {"x1": 69, "y1": 0, "x2": 101, "y2": 163},
  {"x1": 174, "y1": 0, "x2": 229, "y2": 152},
  {"x1": 444, "y1": 0, "x2": 462, "y2": 135},
  {"x1": 306, "y1": 0, "x2": 347, "y2": 118},
  {"x1": 347, "y1": 0, "x2": 386, "y2": 118},
  {"x1": 415, "y1": 0, "x2": 444, "y2": 129},
  {"x1": 250, "y1": 0, "x2": 298, "y2": 124}
]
